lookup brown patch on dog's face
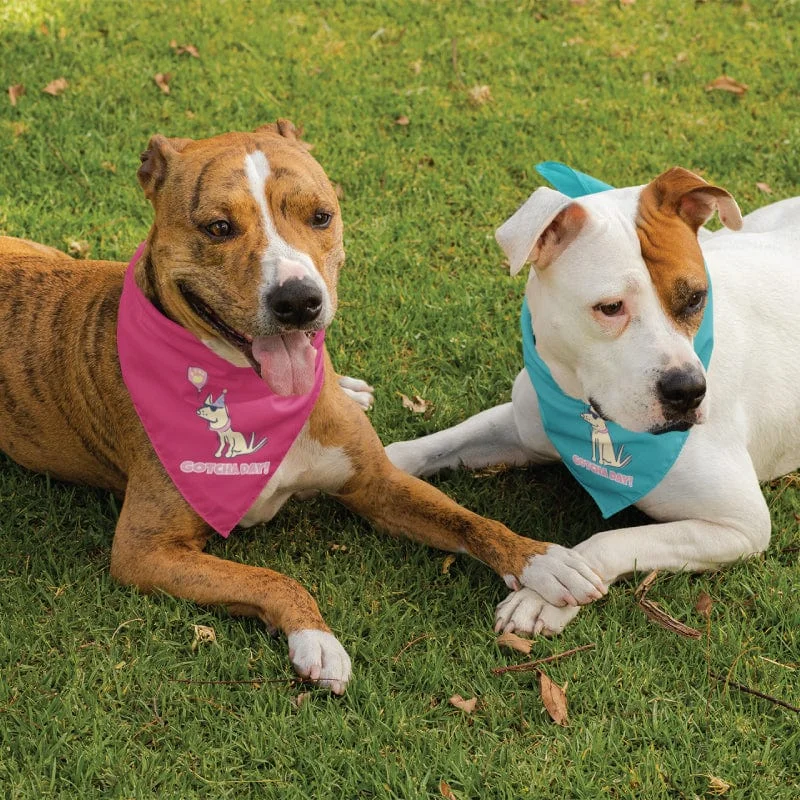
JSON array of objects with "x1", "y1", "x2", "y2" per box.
[
  {"x1": 636, "y1": 167, "x2": 735, "y2": 336},
  {"x1": 135, "y1": 123, "x2": 343, "y2": 351}
]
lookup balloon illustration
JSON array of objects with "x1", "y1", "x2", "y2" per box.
[{"x1": 187, "y1": 367, "x2": 208, "y2": 392}]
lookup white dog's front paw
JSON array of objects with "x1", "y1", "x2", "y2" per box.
[
  {"x1": 495, "y1": 588, "x2": 582, "y2": 636},
  {"x1": 287, "y1": 629, "x2": 352, "y2": 695},
  {"x1": 384, "y1": 440, "x2": 427, "y2": 477},
  {"x1": 519, "y1": 544, "x2": 607, "y2": 607},
  {"x1": 338, "y1": 375, "x2": 374, "y2": 410}
]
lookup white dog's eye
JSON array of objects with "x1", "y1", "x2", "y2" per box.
[{"x1": 594, "y1": 300, "x2": 624, "y2": 317}]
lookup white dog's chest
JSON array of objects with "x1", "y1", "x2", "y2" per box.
[{"x1": 238, "y1": 424, "x2": 354, "y2": 527}]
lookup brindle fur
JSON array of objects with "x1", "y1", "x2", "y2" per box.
[{"x1": 0, "y1": 126, "x2": 549, "y2": 654}]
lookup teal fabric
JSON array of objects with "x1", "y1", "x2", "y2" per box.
[{"x1": 519, "y1": 162, "x2": 713, "y2": 517}]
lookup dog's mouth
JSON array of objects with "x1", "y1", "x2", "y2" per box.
[{"x1": 179, "y1": 285, "x2": 318, "y2": 397}]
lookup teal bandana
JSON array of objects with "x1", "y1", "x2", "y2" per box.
[{"x1": 520, "y1": 162, "x2": 714, "y2": 517}]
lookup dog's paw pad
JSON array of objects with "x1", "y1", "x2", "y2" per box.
[
  {"x1": 338, "y1": 375, "x2": 374, "y2": 410},
  {"x1": 520, "y1": 544, "x2": 607, "y2": 607},
  {"x1": 495, "y1": 588, "x2": 581, "y2": 636},
  {"x1": 287, "y1": 629, "x2": 352, "y2": 695}
]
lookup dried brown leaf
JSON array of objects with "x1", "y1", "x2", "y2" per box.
[
  {"x1": 439, "y1": 781, "x2": 458, "y2": 800},
  {"x1": 620, "y1": 0, "x2": 636, "y2": 5},
  {"x1": 191, "y1": 623, "x2": 217, "y2": 651},
  {"x1": 292, "y1": 691, "x2": 311, "y2": 708},
  {"x1": 756, "y1": 181, "x2": 773, "y2": 194},
  {"x1": 705, "y1": 75, "x2": 748, "y2": 95},
  {"x1": 329, "y1": 543, "x2": 348, "y2": 552},
  {"x1": 170, "y1": 40, "x2": 200, "y2": 58},
  {"x1": 42, "y1": 77, "x2": 68, "y2": 96},
  {"x1": 538, "y1": 670, "x2": 568, "y2": 726},
  {"x1": 706, "y1": 775, "x2": 732, "y2": 795},
  {"x1": 695, "y1": 591, "x2": 713, "y2": 620},
  {"x1": 395, "y1": 114, "x2": 410, "y2": 126},
  {"x1": 154, "y1": 72, "x2": 171, "y2": 94},
  {"x1": 400, "y1": 393, "x2": 431, "y2": 415},
  {"x1": 8, "y1": 84, "x2": 25, "y2": 106},
  {"x1": 449, "y1": 694, "x2": 477, "y2": 714},
  {"x1": 467, "y1": 84, "x2": 492, "y2": 106},
  {"x1": 411, "y1": 59, "x2": 423, "y2": 75},
  {"x1": 497, "y1": 632, "x2": 532, "y2": 655},
  {"x1": 441, "y1": 554, "x2": 456, "y2": 575},
  {"x1": 610, "y1": 44, "x2": 637, "y2": 58},
  {"x1": 638, "y1": 597, "x2": 703, "y2": 639}
]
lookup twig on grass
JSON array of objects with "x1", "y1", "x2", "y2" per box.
[
  {"x1": 710, "y1": 671, "x2": 800, "y2": 713},
  {"x1": 491, "y1": 643, "x2": 596, "y2": 675},
  {"x1": 393, "y1": 633, "x2": 434, "y2": 662},
  {"x1": 169, "y1": 677, "x2": 294, "y2": 686}
]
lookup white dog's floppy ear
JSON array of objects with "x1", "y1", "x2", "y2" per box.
[
  {"x1": 495, "y1": 187, "x2": 588, "y2": 275},
  {"x1": 649, "y1": 167, "x2": 743, "y2": 232}
]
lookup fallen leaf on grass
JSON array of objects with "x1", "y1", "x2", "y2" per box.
[
  {"x1": 706, "y1": 775, "x2": 732, "y2": 795},
  {"x1": 756, "y1": 181, "x2": 773, "y2": 194},
  {"x1": 449, "y1": 694, "x2": 477, "y2": 714},
  {"x1": 439, "y1": 781, "x2": 458, "y2": 800},
  {"x1": 395, "y1": 115, "x2": 410, "y2": 126},
  {"x1": 292, "y1": 692, "x2": 311, "y2": 708},
  {"x1": 620, "y1": 0, "x2": 637, "y2": 6},
  {"x1": 538, "y1": 670, "x2": 568, "y2": 726},
  {"x1": 191, "y1": 623, "x2": 217, "y2": 651},
  {"x1": 8, "y1": 84, "x2": 25, "y2": 106},
  {"x1": 705, "y1": 75, "x2": 748, "y2": 95},
  {"x1": 635, "y1": 570, "x2": 702, "y2": 639},
  {"x1": 610, "y1": 44, "x2": 637, "y2": 58},
  {"x1": 42, "y1": 77, "x2": 68, "y2": 96},
  {"x1": 400, "y1": 393, "x2": 432, "y2": 415},
  {"x1": 154, "y1": 72, "x2": 171, "y2": 94},
  {"x1": 467, "y1": 85, "x2": 492, "y2": 106},
  {"x1": 497, "y1": 631, "x2": 532, "y2": 655},
  {"x1": 170, "y1": 40, "x2": 200, "y2": 58},
  {"x1": 67, "y1": 239, "x2": 91, "y2": 259},
  {"x1": 695, "y1": 591, "x2": 713, "y2": 620},
  {"x1": 441, "y1": 554, "x2": 456, "y2": 575}
]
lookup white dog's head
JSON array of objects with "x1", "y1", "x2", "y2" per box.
[{"x1": 498, "y1": 168, "x2": 742, "y2": 434}]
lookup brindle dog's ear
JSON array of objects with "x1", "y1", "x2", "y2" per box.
[
  {"x1": 254, "y1": 119, "x2": 312, "y2": 150},
  {"x1": 137, "y1": 135, "x2": 192, "y2": 201}
]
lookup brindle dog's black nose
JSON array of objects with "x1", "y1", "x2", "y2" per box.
[
  {"x1": 657, "y1": 367, "x2": 707, "y2": 415},
  {"x1": 266, "y1": 278, "x2": 323, "y2": 327}
]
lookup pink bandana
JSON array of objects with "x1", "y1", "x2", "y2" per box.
[{"x1": 117, "y1": 244, "x2": 325, "y2": 536}]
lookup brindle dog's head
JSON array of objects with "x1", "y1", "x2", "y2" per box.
[{"x1": 136, "y1": 121, "x2": 343, "y2": 395}]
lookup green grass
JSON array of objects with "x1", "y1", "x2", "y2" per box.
[{"x1": 1, "y1": 0, "x2": 799, "y2": 797}]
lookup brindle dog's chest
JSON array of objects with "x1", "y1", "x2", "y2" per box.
[{"x1": 238, "y1": 426, "x2": 354, "y2": 526}]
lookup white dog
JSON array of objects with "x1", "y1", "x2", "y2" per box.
[{"x1": 386, "y1": 165, "x2": 800, "y2": 636}]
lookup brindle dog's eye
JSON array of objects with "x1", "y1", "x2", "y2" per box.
[
  {"x1": 310, "y1": 210, "x2": 333, "y2": 230},
  {"x1": 204, "y1": 220, "x2": 234, "y2": 239}
]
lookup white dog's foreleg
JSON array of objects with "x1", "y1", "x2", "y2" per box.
[{"x1": 386, "y1": 402, "x2": 543, "y2": 478}]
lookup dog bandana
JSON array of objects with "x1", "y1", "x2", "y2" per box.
[
  {"x1": 520, "y1": 163, "x2": 714, "y2": 517},
  {"x1": 117, "y1": 243, "x2": 325, "y2": 536}
]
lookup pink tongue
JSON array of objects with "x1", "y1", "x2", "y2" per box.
[{"x1": 251, "y1": 333, "x2": 317, "y2": 396}]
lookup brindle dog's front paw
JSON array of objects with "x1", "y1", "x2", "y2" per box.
[
  {"x1": 495, "y1": 588, "x2": 582, "y2": 636},
  {"x1": 338, "y1": 375, "x2": 374, "y2": 411},
  {"x1": 518, "y1": 544, "x2": 607, "y2": 607},
  {"x1": 287, "y1": 629, "x2": 352, "y2": 695}
]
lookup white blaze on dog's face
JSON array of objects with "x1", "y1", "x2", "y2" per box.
[
  {"x1": 136, "y1": 120, "x2": 344, "y2": 396},
  {"x1": 497, "y1": 169, "x2": 742, "y2": 433}
]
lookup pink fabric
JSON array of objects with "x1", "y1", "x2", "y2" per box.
[{"x1": 117, "y1": 243, "x2": 324, "y2": 536}]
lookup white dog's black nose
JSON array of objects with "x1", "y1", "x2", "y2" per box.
[
  {"x1": 657, "y1": 368, "x2": 706, "y2": 415},
  {"x1": 266, "y1": 278, "x2": 323, "y2": 327}
]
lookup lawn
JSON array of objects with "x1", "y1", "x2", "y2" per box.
[{"x1": 1, "y1": 0, "x2": 798, "y2": 797}]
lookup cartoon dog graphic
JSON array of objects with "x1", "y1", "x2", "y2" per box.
[
  {"x1": 580, "y1": 408, "x2": 631, "y2": 468},
  {"x1": 196, "y1": 390, "x2": 268, "y2": 458}
]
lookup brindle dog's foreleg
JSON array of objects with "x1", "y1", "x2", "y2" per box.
[
  {"x1": 110, "y1": 462, "x2": 351, "y2": 693},
  {"x1": 322, "y1": 397, "x2": 606, "y2": 607}
]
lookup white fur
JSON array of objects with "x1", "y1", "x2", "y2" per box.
[
  {"x1": 287, "y1": 629, "x2": 351, "y2": 695},
  {"x1": 243, "y1": 151, "x2": 333, "y2": 328},
  {"x1": 387, "y1": 190, "x2": 800, "y2": 636},
  {"x1": 338, "y1": 375, "x2": 374, "y2": 410}
]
